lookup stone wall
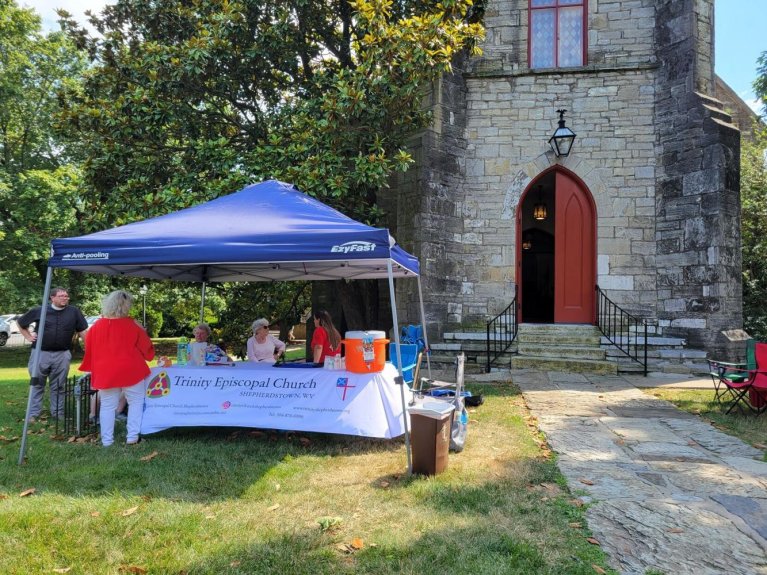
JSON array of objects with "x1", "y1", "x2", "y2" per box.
[
  {"x1": 654, "y1": 0, "x2": 742, "y2": 359},
  {"x1": 388, "y1": 59, "x2": 472, "y2": 339},
  {"x1": 390, "y1": 0, "x2": 743, "y2": 358}
]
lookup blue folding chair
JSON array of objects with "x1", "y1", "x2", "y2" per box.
[
  {"x1": 400, "y1": 325, "x2": 426, "y2": 352},
  {"x1": 389, "y1": 343, "x2": 422, "y2": 386}
]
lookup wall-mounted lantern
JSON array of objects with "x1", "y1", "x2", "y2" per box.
[{"x1": 548, "y1": 109, "x2": 576, "y2": 157}]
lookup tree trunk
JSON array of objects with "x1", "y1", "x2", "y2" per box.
[{"x1": 337, "y1": 279, "x2": 380, "y2": 331}]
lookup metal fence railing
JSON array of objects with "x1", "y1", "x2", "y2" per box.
[
  {"x1": 486, "y1": 286, "x2": 518, "y2": 373},
  {"x1": 595, "y1": 285, "x2": 648, "y2": 376},
  {"x1": 59, "y1": 373, "x2": 98, "y2": 437}
]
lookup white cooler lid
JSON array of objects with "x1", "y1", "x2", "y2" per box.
[
  {"x1": 408, "y1": 400, "x2": 455, "y2": 419},
  {"x1": 344, "y1": 330, "x2": 387, "y2": 340}
]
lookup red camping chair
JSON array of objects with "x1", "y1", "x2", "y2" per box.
[
  {"x1": 748, "y1": 372, "x2": 767, "y2": 415},
  {"x1": 710, "y1": 343, "x2": 767, "y2": 415},
  {"x1": 708, "y1": 363, "x2": 758, "y2": 414},
  {"x1": 707, "y1": 339, "x2": 756, "y2": 402}
]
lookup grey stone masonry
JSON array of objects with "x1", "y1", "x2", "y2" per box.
[
  {"x1": 654, "y1": 0, "x2": 742, "y2": 360},
  {"x1": 388, "y1": 0, "x2": 743, "y2": 365}
]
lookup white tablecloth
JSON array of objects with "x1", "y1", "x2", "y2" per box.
[{"x1": 139, "y1": 362, "x2": 411, "y2": 438}]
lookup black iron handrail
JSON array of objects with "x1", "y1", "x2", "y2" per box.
[
  {"x1": 486, "y1": 286, "x2": 518, "y2": 372},
  {"x1": 595, "y1": 285, "x2": 648, "y2": 376}
]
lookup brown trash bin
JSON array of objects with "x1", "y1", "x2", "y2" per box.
[{"x1": 408, "y1": 402, "x2": 455, "y2": 476}]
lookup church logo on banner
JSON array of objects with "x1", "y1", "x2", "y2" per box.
[
  {"x1": 146, "y1": 371, "x2": 171, "y2": 397},
  {"x1": 335, "y1": 377, "x2": 356, "y2": 401}
]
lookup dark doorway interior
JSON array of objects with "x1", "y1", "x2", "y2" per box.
[
  {"x1": 520, "y1": 175, "x2": 555, "y2": 322},
  {"x1": 521, "y1": 229, "x2": 554, "y2": 322}
]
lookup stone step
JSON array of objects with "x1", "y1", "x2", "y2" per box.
[
  {"x1": 517, "y1": 323, "x2": 602, "y2": 346},
  {"x1": 611, "y1": 354, "x2": 710, "y2": 376},
  {"x1": 599, "y1": 335, "x2": 687, "y2": 347},
  {"x1": 434, "y1": 323, "x2": 707, "y2": 376},
  {"x1": 518, "y1": 343, "x2": 606, "y2": 361},
  {"x1": 512, "y1": 355, "x2": 617, "y2": 375},
  {"x1": 432, "y1": 341, "x2": 517, "y2": 353},
  {"x1": 616, "y1": 361, "x2": 646, "y2": 374},
  {"x1": 443, "y1": 331, "x2": 502, "y2": 342},
  {"x1": 651, "y1": 361, "x2": 710, "y2": 376},
  {"x1": 424, "y1": 357, "x2": 489, "y2": 375},
  {"x1": 518, "y1": 333, "x2": 602, "y2": 346},
  {"x1": 518, "y1": 323, "x2": 601, "y2": 336},
  {"x1": 604, "y1": 347, "x2": 708, "y2": 362},
  {"x1": 428, "y1": 350, "x2": 515, "y2": 367}
]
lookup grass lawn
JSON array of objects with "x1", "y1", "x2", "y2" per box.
[
  {"x1": 0, "y1": 346, "x2": 617, "y2": 575},
  {"x1": 646, "y1": 387, "x2": 767, "y2": 456}
]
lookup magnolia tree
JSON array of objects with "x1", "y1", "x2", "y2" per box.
[{"x1": 56, "y1": 0, "x2": 484, "y2": 334}]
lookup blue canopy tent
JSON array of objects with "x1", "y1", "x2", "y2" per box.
[{"x1": 19, "y1": 180, "x2": 431, "y2": 471}]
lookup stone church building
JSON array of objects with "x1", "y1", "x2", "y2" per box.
[{"x1": 390, "y1": 0, "x2": 744, "y2": 371}]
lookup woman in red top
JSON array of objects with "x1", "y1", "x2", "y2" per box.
[
  {"x1": 311, "y1": 310, "x2": 341, "y2": 364},
  {"x1": 80, "y1": 290, "x2": 155, "y2": 446}
]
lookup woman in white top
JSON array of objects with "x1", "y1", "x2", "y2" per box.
[{"x1": 246, "y1": 318, "x2": 286, "y2": 364}]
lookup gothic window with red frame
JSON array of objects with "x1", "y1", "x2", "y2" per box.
[{"x1": 529, "y1": 0, "x2": 587, "y2": 69}]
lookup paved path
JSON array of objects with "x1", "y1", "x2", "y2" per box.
[{"x1": 502, "y1": 369, "x2": 767, "y2": 575}]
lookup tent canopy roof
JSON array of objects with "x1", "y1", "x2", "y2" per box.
[{"x1": 49, "y1": 180, "x2": 419, "y2": 282}]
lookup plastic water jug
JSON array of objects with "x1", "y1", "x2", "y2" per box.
[{"x1": 177, "y1": 337, "x2": 189, "y2": 366}]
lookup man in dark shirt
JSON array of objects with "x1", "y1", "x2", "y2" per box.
[{"x1": 17, "y1": 287, "x2": 88, "y2": 421}]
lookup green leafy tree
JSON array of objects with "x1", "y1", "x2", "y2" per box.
[
  {"x1": 57, "y1": 0, "x2": 483, "y2": 329},
  {"x1": 0, "y1": 0, "x2": 88, "y2": 310},
  {"x1": 742, "y1": 52, "x2": 767, "y2": 339},
  {"x1": 755, "y1": 51, "x2": 767, "y2": 118},
  {"x1": 59, "y1": 0, "x2": 482, "y2": 225},
  {"x1": 214, "y1": 281, "x2": 311, "y2": 358},
  {"x1": 741, "y1": 126, "x2": 767, "y2": 340}
]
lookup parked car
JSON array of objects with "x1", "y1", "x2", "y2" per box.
[
  {"x1": 0, "y1": 318, "x2": 9, "y2": 346},
  {"x1": 0, "y1": 314, "x2": 20, "y2": 334}
]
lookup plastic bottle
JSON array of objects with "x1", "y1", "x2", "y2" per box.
[{"x1": 177, "y1": 337, "x2": 189, "y2": 366}]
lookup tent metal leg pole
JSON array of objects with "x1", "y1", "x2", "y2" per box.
[
  {"x1": 387, "y1": 262, "x2": 411, "y2": 475},
  {"x1": 200, "y1": 281, "x2": 207, "y2": 323},
  {"x1": 18, "y1": 267, "x2": 54, "y2": 465},
  {"x1": 18, "y1": 387, "x2": 37, "y2": 465},
  {"x1": 416, "y1": 276, "x2": 431, "y2": 379}
]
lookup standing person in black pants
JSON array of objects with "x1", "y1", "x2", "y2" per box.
[{"x1": 17, "y1": 287, "x2": 88, "y2": 422}]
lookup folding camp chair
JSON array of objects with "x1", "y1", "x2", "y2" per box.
[
  {"x1": 389, "y1": 343, "x2": 422, "y2": 387},
  {"x1": 748, "y1": 372, "x2": 767, "y2": 415},
  {"x1": 709, "y1": 363, "x2": 758, "y2": 414},
  {"x1": 400, "y1": 325, "x2": 426, "y2": 353},
  {"x1": 709, "y1": 342, "x2": 767, "y2": 415},
  {"x1": 707, "y1": 339, "x2": 756, "y2": 402}
]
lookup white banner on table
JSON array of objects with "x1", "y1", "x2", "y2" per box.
[{"x1": 140, "y1": 363, "x2": 410, "y2": 438}]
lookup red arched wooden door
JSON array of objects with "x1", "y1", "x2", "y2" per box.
[{"x1": 554, "y1": 171, "x2": 595, "y2": 323}]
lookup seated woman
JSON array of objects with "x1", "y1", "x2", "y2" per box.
[
  {"x1": 192, "y1": 323, "x2": 230, "y2": 363},
  {"x1": 247, "y1": 318, "x2": 286, "y2": 364}
]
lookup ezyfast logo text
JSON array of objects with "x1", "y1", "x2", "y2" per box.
[{"x1": 330, "y1": 241, "x2": 376, "y2": 254}]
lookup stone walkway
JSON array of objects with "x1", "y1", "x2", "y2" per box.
[{"x1": 504, "y1": 369, "x2": 767, "y2": 575}]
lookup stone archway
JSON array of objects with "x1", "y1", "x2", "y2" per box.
[{"x1": 517, "y1": 167, "x2": 597, "y2": 323}]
